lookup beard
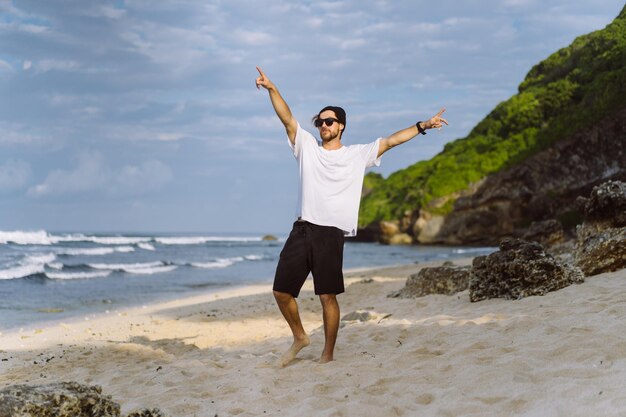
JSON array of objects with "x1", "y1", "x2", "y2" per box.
[{"x1": 320, "y1": 129, "x2": 340, "y2": 142}]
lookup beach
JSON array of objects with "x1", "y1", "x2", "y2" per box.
[{"x1": 2, "y1": 258, "x2": 626, "y2": 416}]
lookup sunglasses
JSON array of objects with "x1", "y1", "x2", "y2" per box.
[{"x1": 314, "y1": 118, "x2": 340, "y2": 128}]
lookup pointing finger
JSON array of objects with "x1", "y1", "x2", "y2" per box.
[
  {"x1": 440, "y1": 117, "x2": 449, "y2": 125},
  {"x1": 436, "y1": 108, "x2": 446, "y2": 116},
  {"x1": 256, "y1": 66, "x2": 265, "y2": 77}
]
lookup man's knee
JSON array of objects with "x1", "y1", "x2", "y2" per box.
[
  {"x1": 274, "y1": 290, "x2": 293, "y2": 305},
  {"x1": 319, "y1": 293, "x2": 337, "y2": 306}
]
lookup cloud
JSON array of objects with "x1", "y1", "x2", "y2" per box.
[
  {"x1": 28, "y1": 151, "x2": 173, "y2": 197},
  {"x1": 36, "y1": 59, "x2": 81, "y2": 73},
  {"x1": 0, "y1": 21, "x2": 49, "y2": 34},
  {"x1": 114, "y1": 160, "x2": 173, "y2": 192},
  {"x1": 0, "y1": 160, "x2": 31, "y2": 190},
  {"x1": 2, "y1": 0, "x2": 625, "y2": 231},
  {"x1": 232, "y1": 29, "x2": 275, "y2": 46},
  {"x1": 28, "y1": 151, "x2": 108, "y2": 197},
  {"x1": 0, "y1": 59, "x2": 12, "y2": 72},
  {"x1": 0, "y1": 123, "x2": 48, "y2": 145},
  {"x1": 79, "y1": 5, "x2": 126, "y2": 19}
]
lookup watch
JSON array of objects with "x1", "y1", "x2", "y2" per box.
[{"x1": 416, "y1": 121, "x2": 427, "y2": 135}]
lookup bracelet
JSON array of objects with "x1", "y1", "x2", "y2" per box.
[{"x1": 416, "y1": 121, "x2": 427, "y2": 135}]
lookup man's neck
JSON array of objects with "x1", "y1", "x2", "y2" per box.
[{"x1": 322, "y1": 136, "x2": 343, "y2": 150}]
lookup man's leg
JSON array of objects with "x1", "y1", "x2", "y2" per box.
[
  {"x1": 274, "y1": 290, "x2": 310, "y2": 367},
  {"x1": 318, "y1": 293, "x2": 340, "y2": 363}
]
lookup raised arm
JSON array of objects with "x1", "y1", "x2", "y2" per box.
[
  {"x1": 377, "y1": 108, "x2": 449, "y2": 158},
  {"x1": 255, "y1": 66, "x2": 298, "y2": 145}
]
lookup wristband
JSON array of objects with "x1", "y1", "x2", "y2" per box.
[{"x1": 416, "y1": 121, "x2": 427, "y2": 135}]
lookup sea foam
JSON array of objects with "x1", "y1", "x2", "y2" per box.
[
  {"x1": 46, "y1": 270, "x2": 113, "y2": 280},
  {"x1": 155, "y1": 236, "x2": 262, "y2": 245},
  {"x1": 56, "y1": 246, "x2": 135, "y2": 256},
  {"x1": 86, "y1": 261, "x2": 177, "y2": 275},
  {"x1": 88, "y1": 261, "x2": 164, "y2": 270},
  {"x1": 191, "y1": 256, "x2": 245, "y2": 269},
  {"x1": 0, "y1": 252, "x2": 57, "y2": 279},
  {"x1": 0, "y1": 264, "x2": 45, "y2": 280}
]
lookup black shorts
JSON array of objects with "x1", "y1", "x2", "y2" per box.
[{"x1": 273, "y1": 220, "x2": 345, "y2": 297}]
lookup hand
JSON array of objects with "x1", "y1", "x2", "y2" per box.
[
  {"x1": 425, "y1": 108, "x2": 449, "y2": 130},
  {"x1": 255, "y1": 66, "x2": 274, "y2": 91}
]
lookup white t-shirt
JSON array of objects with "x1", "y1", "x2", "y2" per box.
[{"x1": 288, "y1": 122, "x2": 382, "y2": 236}]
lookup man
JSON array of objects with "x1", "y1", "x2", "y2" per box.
[{"x1": 255, "y1": 66, "x2": 447, "y2": 366}]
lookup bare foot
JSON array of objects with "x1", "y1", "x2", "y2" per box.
[
  {"x1": 278, "y1": 335, "x2": 310, "y2": 367},
  {"x1": 319, "y1": 354, "x2": 334, "y2": 364}
]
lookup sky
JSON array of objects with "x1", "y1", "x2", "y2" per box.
[{"x1": 1, "y1": 0, "x2": 624, "y2": 235}]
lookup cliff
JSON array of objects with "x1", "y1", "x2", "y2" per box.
[{"x1": 357, "y1": 5, "x2": 626, "y2": 245}]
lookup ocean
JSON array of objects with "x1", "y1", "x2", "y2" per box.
[{"x1": 0, "y1": 230, "x2": 494, "y2": 331}]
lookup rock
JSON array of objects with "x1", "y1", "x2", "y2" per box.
[
  {"x1": 388, "y1": 233, "x2": 413, "y2": 245},
  {"x1": 0, "y1": 382, "x2": 120, "y2": 417},
  {"x1": 575, "y1": 180, "x2": 626, "y2": 276},
  {"x1": 389, "y1": 266, "x2": 471, "y2": 298},
  {"x1": 576, "y1": 180, "x2": 626, "y2": 225},
  {"x1": 261, "y1": 234, "x2": 277, "y2": 241},
  {"x1": 399, "y1": 210, "x2": 419, "y2": 234},
  {"x1": 0, "y1": 382, "x2": 168, "y2": 417},
  {"x1": 376, "y1": 221, "x2": 413, "y2": 245},
  {"x1": 126, "y1": 410, "x2": 167, "y2": 417},
  {"x1": 521, "y1": 219, "x2": 564, "y2": 246},
  {"x1": 546, "y1": 239, "x2": 576, "y2": 265},
  {"x1": 413, "y1": 211, "x2": 446, "y2": 244},
  {"x1": 379, "y1": 220, "x2": 400, "y2": 244},
  {"x1": 432, "y1": 109, "x2": 626, "y2": 245},
  {"x1": 469, "y1": 238, "x2": 584, "y2": 302},
  {"x1": 341, "y1": 311, "x2": 374, "y2": 322}
]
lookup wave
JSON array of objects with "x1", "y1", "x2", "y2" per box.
[
  {"x1": 25, "y1": 253, "x2": 57, "y2": 264},
  {"x1": 0, "y1": 263, "x2": 46, "y2": 280},
  {"x1": 0, "y1": 253, "x2": 58, "y2": 280},
  {"x1": 154, "y1": 236, "x2": 263, "y2": 245},
  {"x1": 87, "y1": 261, "x2": 176, "y2": 275},
  {"x1": 0, "y1": 250, "x2": 266, "y2": 280},
  {"x1": 123, "y1": 265, "x2": 177, "y2": 275},
  {"x1": 189, "y1": 258, "x2": 243, "y2": 269},
  {"x1": 55, "y1": 246, "x2": 135, "y2": 256},
  {"x1": 46, "y1": 270, "x2": 113, "y2": 280},
  {"x1": 88, "y1": 261, "x2": 164, "y2": 270},
  {"x1": 138, "y1": 243, "x2": 155, "y2": 251},
  {"x1": 189, "y1": 255, "x2": 259, "y2": 269},
  {"x1": 0, "y1": 230, "x2": 91, "y2": 245},
  {"x1": 88, "y1": 236, "x2": 151, "y2": 245},
  {"x1": 1, "y1": 230, "x2": 265, "y2": 246}
]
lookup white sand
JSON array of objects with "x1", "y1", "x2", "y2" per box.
[{"x1": 2, "y1": 258, "x2": 626, "y2": 416}]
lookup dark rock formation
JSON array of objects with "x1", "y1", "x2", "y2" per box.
[
  {"x1": 0, "y1": 382, "x2": 167, "y2": 417},
  {"x1": 577, "y1": 180, "x2": 626, "y2": 224},
  {"x1": 388, "y1": 265, "x2": 471, "y2": 298},
  {"x1": 0, "y1": 382, "x2": 119, "y2": 417},
  {"x1": 126, "y1": 410, "x2": 166, "y2": 417},
  {"x1": 341, "y1": 311, "x2": 375, "y2": 322},
  {"x1": 575, "y1": 180, "x2": 626, "y2": 276},
  {"x1": 469, "y1": 238, "x2": 584, "y2": 302},
  {"x1": 431, "y1": 108, "x2": 626, "y2": 245},
  {"x1": 521, "y1": 219, "x2": 564, "y2": 246}
]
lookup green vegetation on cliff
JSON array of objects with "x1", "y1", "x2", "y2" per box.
[{"x1": 359, "y1": 6, "x2": 626, "y2": 227}]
